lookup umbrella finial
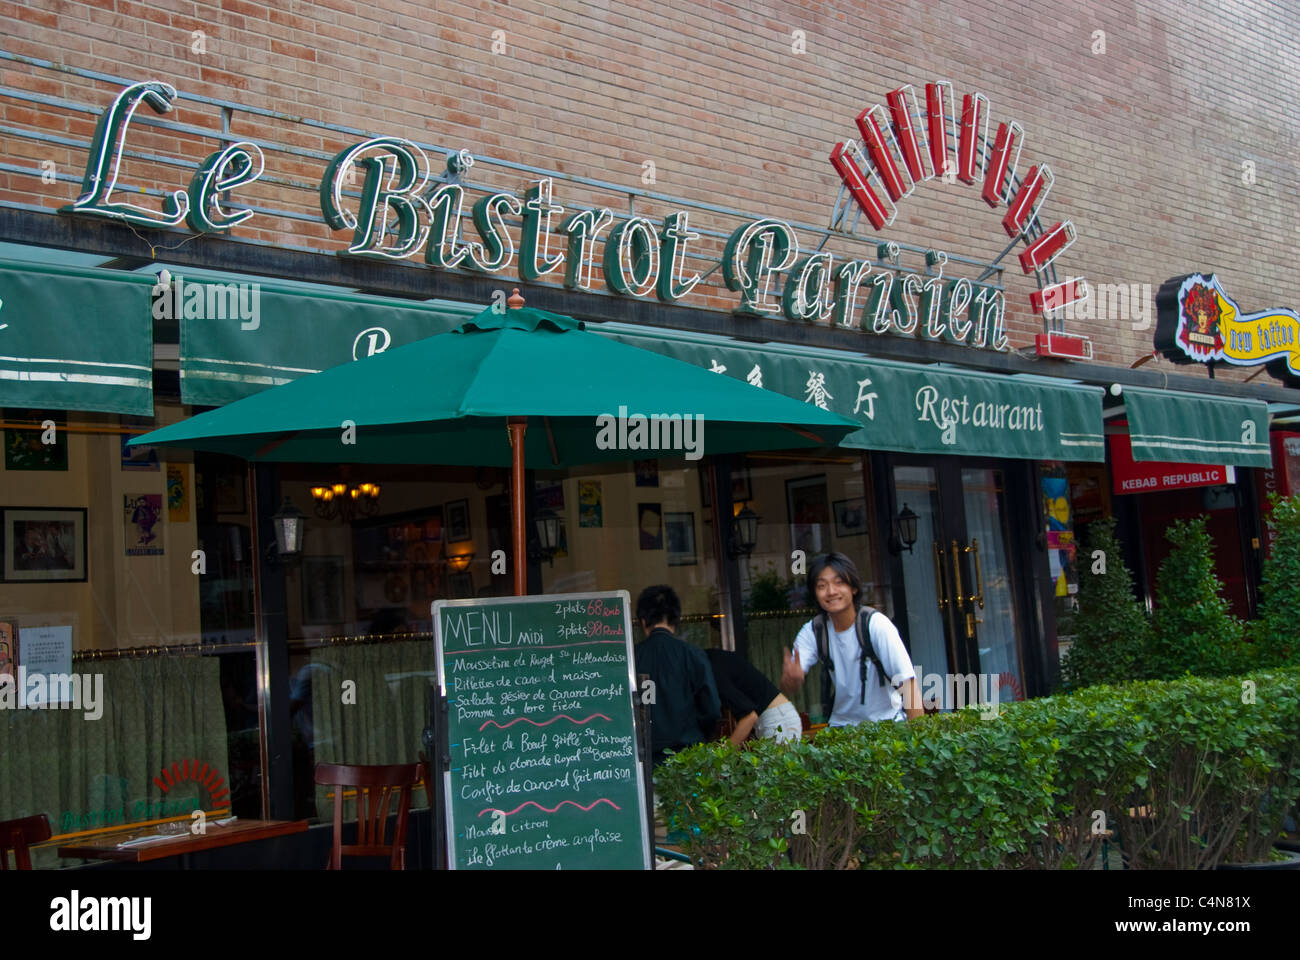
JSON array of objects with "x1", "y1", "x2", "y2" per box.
[{"x1": 507, "y1": 288, "x2": 525, "y2": 310}]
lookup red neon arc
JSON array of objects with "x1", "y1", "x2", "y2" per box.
[
  {"x1": 957, "y1": 93, "x2": 985, "y2": 184},
  {"x1": 925, "y1": 82, "x2": 950, "y2": 179},
  {"x1": 1003, "y1": 164, "x2": 1045, "y2": 237},
  {"x1": 153, "y1": 757, "x2": 230, "y2": 804},
  {"x1": 1018, "y1": 221, "x2": 1075, "y2": 274},
  {"x1": 829, "y1": 142, "x2": 889, "y2": 230},
  {"x1": 886, "y1": 88, "x2": 928, "y2": 182},
  {"x1": 855, "y1": 108, "x2": 908, "y2": 201},
  {"x1": 1030, "y1": 278, "x2": 1087, "y2": 313},
  {"x1": 982, "y1": 122, "x2": 1017, "y2": 208}
]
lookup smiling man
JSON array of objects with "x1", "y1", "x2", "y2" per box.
[{"x1": 781, "y1": 552, "x2": 923, "y2": 725}]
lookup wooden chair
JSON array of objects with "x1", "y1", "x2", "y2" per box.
[
  {"x1": 0, "y1": 814, "x2": 51, "y2": 870},
  {"x1": 314, "y1": 762, "x2": 419, "y2": 870},
  {"x1": 417, "y1": 750, "x2": 436, "y2": 811}
]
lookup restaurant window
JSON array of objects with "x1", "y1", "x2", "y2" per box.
[
  {"x1": 0, "y1": 407, "x2": 258, "y2": 868},
  {"x1": 279, "y1": 464, "x2": 513, "y2": 822},
  {"x1": 738, "y1": 449, "x2": 885, "y2": 724},
  {"x1": 277, "y1": 458, "x2": 729, "y2": 822},
  {"x1": 534, "y1": 457, "x2": 724, "y2": 649}
]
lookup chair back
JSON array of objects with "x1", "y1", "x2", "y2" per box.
[
  {"x1": 0, "y1": 814, "x2": 52, "y2": 870},
  {"x1": 314, "y1": 762, "x2": 419, "y2": 870}
]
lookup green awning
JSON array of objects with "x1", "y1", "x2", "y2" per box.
[
  {"x1": 1123, "y1": 386, "x2": 1270, "y2": 467},
  {"x1": 597, "y1": 323, "x2": 1106, "y2": 462},
  {"x1": 134, "y1": 306, "x2": 861, "y2": 465},
  {"x1": 0, "y1": 259, "x2": 154, "y2": 416},
  {"x1": 177, "y1": 272, "x2": 480, "y2": 405}
]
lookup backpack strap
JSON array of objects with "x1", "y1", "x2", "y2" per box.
[
  {"x1": 853, "y1": 606, "x2": 892, "y2": 703},
  {"x1": 812, "y1": 613, "x2": 834, "y2": 719}
]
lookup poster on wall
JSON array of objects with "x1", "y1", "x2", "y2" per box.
[
  {"x1": 166, "y1": 464, "x2": 190, "y2": 522},
  {"x1": 634, "y1": 459, "x2": 659, "y2": 487},
  {"x1": 786, "y1": 475, "x2": 829, "y2": 556},
  {"x1": 1041, "y1": 472, "x2": 1077, "y2": 598},
  {"x1": 18, "y1": 624, "x2": 73, "y2": 706},
  {"x1": 665, "y1": 512, "x2": 696, "y2": 566},
  {"x1": 4, "y1": 413, "x2": 67, "y2": 471},
  {"x1": 0, "y1": 620, "x2": 16, "y2": 682},
  {"x1": 533, "y1": 479, "x2": 564, "y2": 510},
  {"x1": 124, "y1": 494, "x2": 164, "y2": 556},
  {"x1": 121, "y1": 434, "x2": 159, "y2": 471},
  {"x1": 2, "y1": 506, "x2": 87, "y2": 582},
  {"x1": 638, "y1": 503, "x2": 663, "y2": 549},
  {"x1": 579, "y1": 480, "x2": 603, "y2": 527}
]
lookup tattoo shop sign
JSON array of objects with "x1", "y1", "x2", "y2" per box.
[{"x1": 61, "y1": 79, "x2": 1027, "y2": 357}]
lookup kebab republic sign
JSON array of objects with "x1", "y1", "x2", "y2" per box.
[{"x1": 60, "y1": 79, "x2": 1089, "y2": 358}]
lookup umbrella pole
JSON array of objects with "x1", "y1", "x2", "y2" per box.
[{"x1": 508, "y1": 417, "x2": 527, "y2": 595}]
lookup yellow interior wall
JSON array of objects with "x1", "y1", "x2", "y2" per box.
[{"x1": 0, "y1": 404, "x2": 201, "y2": 653}]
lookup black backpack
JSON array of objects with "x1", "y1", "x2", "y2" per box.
[{"x1": 811, "y1": 606, "x2": 890, "y2": 716}]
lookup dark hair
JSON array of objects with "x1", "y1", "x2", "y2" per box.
[
  {"x1": 806, "y1": 552, "x2": 864, "y2": 611},
  {"x1": 636, "y1": 584, "x2": 681, "y2": 630}
]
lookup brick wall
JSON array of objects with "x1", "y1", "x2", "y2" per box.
[{"x1": 2, "y1": 0, "x2": 1298, "y2": 375}]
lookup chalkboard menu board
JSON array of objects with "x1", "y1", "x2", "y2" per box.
[{"x1": 434, "y1": 592, "x2": 651, "y2": 870}]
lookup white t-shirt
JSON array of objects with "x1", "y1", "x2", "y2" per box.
[{"x1": 792, "y1": 612, "x2": 916, "y2": 725}]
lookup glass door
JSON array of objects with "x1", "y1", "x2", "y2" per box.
[{"x1": 890, "y1": 460, "x2": 1029, "y2": 708}]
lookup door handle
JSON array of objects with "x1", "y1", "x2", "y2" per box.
[
  {"x1": 950, "y1": 539, "x2": 965, "y2": 612},
  {"x1": 932, "y1": 541, "x2": 947, "y2": 613},
  {"x1": 966, "y1": 538, "x2": 985, "y2": 609}
]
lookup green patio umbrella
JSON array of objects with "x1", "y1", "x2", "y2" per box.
[{"x1": 133, "y1": 293, "x2": 861, "y2": 592}]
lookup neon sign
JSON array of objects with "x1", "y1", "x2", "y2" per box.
[
  {"x1": 1155, "y1": 273, "x2": 1300, "y2": 384},
  {"x1": 828, "y1": 80, "x2": 1087, "y2": 359},
  {"x1": 63, "y1": 78, "x2": 1082, "y2": 360}
]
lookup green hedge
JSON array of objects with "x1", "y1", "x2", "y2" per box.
[{"x1": 656, "y1": 669, "x2": 1300, "y2": 869}]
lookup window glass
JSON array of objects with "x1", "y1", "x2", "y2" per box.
[
  {"x1": 0, "y1": 407, "x2": 258, "y2": 867},
  {"x1": 738, "y1": 450, "x2": 883, "y2": 723}
]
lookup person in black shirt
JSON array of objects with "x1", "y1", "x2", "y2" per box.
[
  {"x1": 706, "y1": 648, "x2": 803, "y2": 745},
  {"x1": 633, "y1": 585, "x2": 721, "y2": 766}
]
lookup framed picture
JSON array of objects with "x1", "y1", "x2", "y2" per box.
[
  {"x1": 0, "y1": 620, "x2": 16, "y2": 681},
  {"x1": 2, "y1": 507, "x2": 87, "y2": 582},
  {"x1": 448, "y1": 571, "x2": 474, "y2": 599},
  {"x1": 833, "y1": 498, "x2": 869, "y2": 538},
  {"x1": 213, "y1": 471, "x2": 246, "y2": 514},
  {"x1": 786, "y1": 475, "x2": 830, "y2": 556},
  {"x1": 302, "y1": 555, "x2": 345, "y2": 624},
  {"x1": 634, "y1": 459, "x2": 658, "y2": 487},
  {"x1": 731, "y1": 466, "x2": 753, "y2": 504},
  {"x1": 638, "y1": 503, "x2": 663, "y2": 550},
  {"x1": 701, "y1": 464, "x2": 752, "y2": 508},
  {"x1": 4, "y1": 413, "x2": 67, "y2": 472},
  {"x1": 445, "y1": 499, "x2": 471, "y2": 542},
  {"x1": 121, "y1": 434, "x2": 159, "y2": 471},
  {"x1": 665, "y1": 512, "x2": 696, "y2": 566},
  {"x1": 533, "y1": 479, "x2": 564, "y2": 510}
]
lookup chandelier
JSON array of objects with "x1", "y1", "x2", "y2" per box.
[{"x1": 310, "y1": 481, "x2": 380, "y2": 521}]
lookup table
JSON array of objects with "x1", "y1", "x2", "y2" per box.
[{"x1": 58, "y1": 818, "x2": 308, "y2": 864}]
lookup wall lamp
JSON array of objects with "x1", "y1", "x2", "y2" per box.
[
  {"x1": 889, "y1": 503, "x2": 919, "y2": 555},
  {"x1": 728, "y1": 504, "x2": 760, "y2": 558}
]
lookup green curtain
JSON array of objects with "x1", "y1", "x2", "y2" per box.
[
  {"x1": 310, "y1": 639, "x2": 436, "y2": 818},
  {"x1": 0, "y1": 656, "x2": 229, "y2": 869},
  {"x1": 745, "y1": 613, "x2": 826, "y2": 724}
]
